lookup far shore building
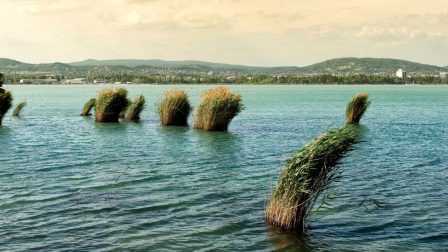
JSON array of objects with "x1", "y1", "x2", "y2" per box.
[
  {"x1": 64, "y1": 78, "x2": 86, "y2": 84},
  {"x1": 396, "y1": 69, "x2": 407, "y2": 79},
  {"x1": 20, "y1": 78, "x2": 58, "y2": 84},
  {"x1": 440, "y1": 72, "x2": 448, "y2": 80}
]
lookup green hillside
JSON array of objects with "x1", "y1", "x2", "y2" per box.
[
  {"x1": 1, "y1": 57, "x2": 446, "y2": 75},
  {"x1": 301, "y1": 57, "x2": 445, "y2": 74}
]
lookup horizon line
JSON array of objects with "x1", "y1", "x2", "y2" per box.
[{"x1": 0, "y1": 56, "x2": 447, "y2": 68}]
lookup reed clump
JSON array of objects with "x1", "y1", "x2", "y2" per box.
[
  {"x1": 0, "y1": 89, "x2": 13, "y2": 125},
  {"x1": 265, "y1": 126, "x2": 360, "y2": 232},
  {"x1": 12, "y1": 101, "x2": 27, "y2": 117},
  {"x1": 346, "y1": 93, "x2": 370, "y2": 124},
  {"x1": 94, "y1": 87, "x2": 129, "y2": 122},
  {"x1": 157, "y1": 89, "x2": 192, "y2": 126},
  {"x1": 194, "y1": 86, "x2": 243, "y2": 131},
  {"x1": 126, "y1": 95, "x2": 145, "y2": 122},
  {"x1": 80, "y1": 98, "x2": 96, "y2": 116}
]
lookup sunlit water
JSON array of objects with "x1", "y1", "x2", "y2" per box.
[{"x1": 1, "y1": 85, "x2": 447, "y2": 251}]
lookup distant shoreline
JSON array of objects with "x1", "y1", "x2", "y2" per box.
[{"x1": 4, "y1": 83, "x2": 448, "y2": 86}]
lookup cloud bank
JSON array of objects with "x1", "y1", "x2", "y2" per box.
[{"x1": 1, "y1": 0, "x2": 447, "y2": 66}]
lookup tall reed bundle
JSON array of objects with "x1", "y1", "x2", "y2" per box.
[
  {"x1": 12, "y1": 101, "x2": 27, "y2": 117},
  {"x1": 157, "y1": 89, "x2": 191, "y2": 126},
  {"x1": 0, "y1": 90, "x2": 13, "y2": 125},
  {"x1": 94, "y1": 87, "x2": 129, "y2": 122},
  {"x1": 80, "y1": 98, "x2": 95, "y2": 116},
  {"x1": 194, "y1": 86, "x2": 243, "y2": 131},
  {"x1": 346, "y1": 93, "x2": 370, "y2": 124},
  {"x1": 265, "y1": 126, "x2": 360, "y2": 232},
  {"x1": 126, "y1": 95, "x2": 145, "y2": 122}
]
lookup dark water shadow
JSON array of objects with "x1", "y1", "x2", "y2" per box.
[
  {"x1": 93, "y1": 121, "x2": 129, "y2": 131},
  {"x1": 0, "y1": 125, "x2": 12, "y2": 133},
  {"x1": 157, "y1": 125, "x2": 191, "y2": 146},
  {"x1": 267, "y1": 226, "x2": 313, "y2": 251},
  {"x1": 194, "y1": 129, "x2": 242, "y2": 155},
  {"x1": 267, "y1": 225, "x2": 331, "y2": 252},
  {"x1": 352, "y1": 124, "x2": 369, "y2": 135},
  {"x1": 158, "y1": 124, "x2": 191, "y2": 134}
]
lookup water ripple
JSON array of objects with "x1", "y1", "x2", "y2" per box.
[{"x1": 1, "y1": 85, "x2": 447, "y2": 251}]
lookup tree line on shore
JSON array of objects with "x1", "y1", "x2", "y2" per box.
[{"x1": 4, "y1": 72, "x2": 448, "y2": 85}]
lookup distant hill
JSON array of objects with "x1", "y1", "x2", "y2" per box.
[
  {"x1": 300, "y1": 58, "x2": 446, "y2": 74},
  {"x1": 68, "y1": 59, "x2": 268, "y2": 72},
  {"x1": 0, "y1": 58, "x2": 32, "y2": 68},
  {"x1": 69, "y1": 57, "x2": 446, "y2": 74},
  {"x1": 0, "y1": 58, "x2": 72, "y2": 70},
  {"x1": 1, "y1": 57, "x2": 446, "y2": 75}
]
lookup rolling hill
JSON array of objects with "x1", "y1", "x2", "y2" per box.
[
  {"x1": 1, "y1": 57, "x2": 446, "y2": 75},
  {"x1": 68, "y1": 57, "x2": 446, "y2": 74},
  {"x1": 300, "y1": 58, "x2": 446, "y2": 74}
]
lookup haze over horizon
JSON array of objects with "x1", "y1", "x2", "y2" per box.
[{"x1": 1, "y1": 0, "x2": 447, "y2": 67}]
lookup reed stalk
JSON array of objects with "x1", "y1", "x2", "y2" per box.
[
  {"x1": 0, "y1": 89, "x2": 13, "y2": 125},
  {"x1": 265, "y1": 126, "x2": 360, "y2": 232},
  {"x1": 157, "y1": 89, "x2": 192, "y2": 126},
  {"x1": 126, "y1": 95, "x2": 145, "y2": 122},
  {"x1": 12, "y1": 101, "x2": 27, "y2": 117},
  {"x1": 80, "y1": 98, "x2": 95, "y2": 116},
  {"x1": 94, "y1": 87, "x2": 129, "y2": 122},
  {"x1": 194, "y1": 86, "x2": 243, "y2": 131},
  {"x1": 346, "y1": 93, "x2": 370, "y2": 124}
]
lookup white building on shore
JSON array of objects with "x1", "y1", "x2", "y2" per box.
[{"x1": 396, "y1": 69, "x2": 407, "y2": 79}]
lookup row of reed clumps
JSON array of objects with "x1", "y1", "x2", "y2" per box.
[
  {"x1": 81, "y1": 86, "x2": 244, "y2": 131},
  {"x1": 265, "y1": 93, "x2": 371, "y2": 233},
  {"x1": 80, "y1": 87, "x2": 146, "y2": 122}
]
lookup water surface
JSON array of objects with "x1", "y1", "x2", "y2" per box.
[{"x1": 1, "y1": 85, "x2": 447, "y2": 251}]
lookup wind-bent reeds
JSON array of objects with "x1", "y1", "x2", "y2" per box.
[
  {"x1": 0, "y1": 90, "x2": 13, "y2": 125},
  {"x1": 157, "y1": 89, "x2": 192, "y2": 126},
  {"x1": 12, "y1": 101, "x2": 27, "y2": 117},
  {"x1": 346, "y1": 93, "x2": 370, "y2": 124},
  {"x1": 80, "y1": 98, "x2": 95, "y2": 116},
  {"x1": 94, "y1": 87, "x2": 129, "y2": 122},
  {"x1": 265, "y1": 126, "x2": 360, "y2": 232},
  {"x1": 194, "y1": 86, "x2": 243, "y2": 131},
  {"x1": 126, "y1": 95, "x2": 145, "y2": 122}
]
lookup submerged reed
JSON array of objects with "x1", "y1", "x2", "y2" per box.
[
  {"x1": 80, "y1": 98, "x2": 96, "y2": 116},
  {"x1": 157, "y1": 89, "x2": 192, "y2": 126},
  {"x1": 346, "y1": 93, "x2": 371, "y2": 124},
  {"x1": 194, "y1": 86, "x2": 243, "y2": 131},
  {"x1": 0, "y1": 90, "x2": 13, "y2": 125},
  {"x1": 94, "y1": 87, "x2": 129, "y2": 122},
  {"x1": 12, "y1": 101, "x2": 27, "y2": 117},
  {"x1": 265, "y1": 126, "x2": 360, "y2": 232},
  {"x1": 126, "y1": 95, "x2": 145, "y2": 122}
]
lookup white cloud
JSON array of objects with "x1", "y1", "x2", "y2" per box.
[{"x1": 120, "y1": 11, "x2": 143, "y2": 26}]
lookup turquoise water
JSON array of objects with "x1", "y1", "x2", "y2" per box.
[{"x1": 1, "y1": 85, "x2": 447, "y2": 251}]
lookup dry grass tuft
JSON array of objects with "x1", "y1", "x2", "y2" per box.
[
  {"x1": 346, "y1": 93, "x2": 371, "y2": 124},
  {"x1": 265, "y1": 126, "x2": 360, "y2": 232},
  {"x1": 194, "y1": 86, "x2": 243, "y2": 131},
  {"x1": 0, "y1": 89, "x2": 13, "y2": 125},
  {"x1": 94, "y1": 88, "x2": 129, "y2": 122},
  {"x1": 80, "y1": 98, "x2": 95, "y2": 116},
  {"x1": 126, "y1": 95, "x2": 145, "y2": 122},
  {"x1": 157, "y1": 89, "x2": 192, "y2": 126},
  {"x1": 12, "y1": 101, "x2": 27, "y2": 117}
]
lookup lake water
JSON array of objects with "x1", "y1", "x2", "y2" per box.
[{"x1": 1, "y1": 85, "x2": 447, "y2": 251}]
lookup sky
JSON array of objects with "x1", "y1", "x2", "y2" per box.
[{"x1": 0, "y1": 0, "x2": 447, "y2": 66}]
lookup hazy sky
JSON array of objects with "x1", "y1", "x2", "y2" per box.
[{"x1": 1, "y1": 0, "x2": 447, "y2": 66}]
